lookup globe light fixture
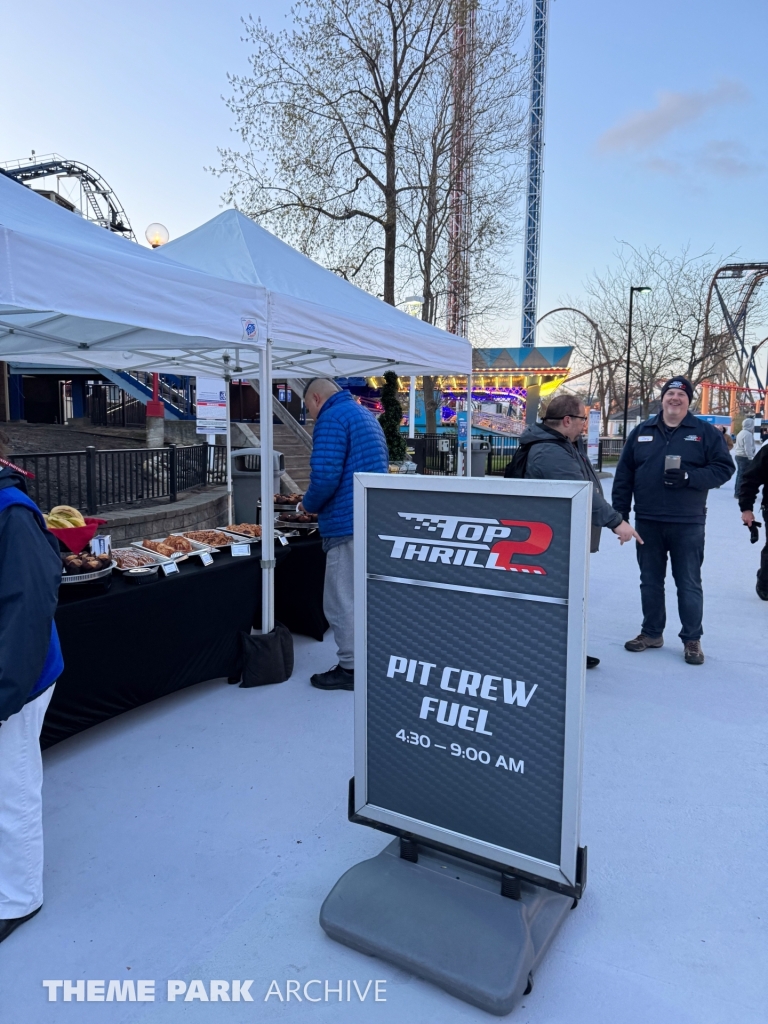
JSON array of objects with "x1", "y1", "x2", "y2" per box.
[{"x1": 145, "y1": 223, "x2": 170, "y2": 248}]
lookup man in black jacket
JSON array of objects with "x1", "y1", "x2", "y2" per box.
[
  {"x1": 612, "y1": 377, "x2": 734, "y2": 665},
  {"x1": 0, "y1": 451, "x2": 63, "y2": 943},
  {"x1": 737, "y1": 443, "x2": 768, "y2": 599},
  {"x1": 518, "y1": 394, "x2": 642, "y2": 668}
]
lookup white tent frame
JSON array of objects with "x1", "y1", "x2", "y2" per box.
[{"x1": 1, "y1": 180, "x2": 471, "y2": 637}]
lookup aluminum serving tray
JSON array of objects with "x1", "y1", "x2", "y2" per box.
[
  {"x1": 131, "y1": 537, "x2": 211, "y2": 561},
  {"x1": 60, "y1": 559, "x2": 117, "y2": 584},
  {"x1": 218, "y1": 527, "x2": 262, "y2": 542},
  {"x1": 115, "y1": 548, "x2": 186, "y2": 570},
  {"x1": 274, "y1": 515, "x2": 319, "y2": 531}
]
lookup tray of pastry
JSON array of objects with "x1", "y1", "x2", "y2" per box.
[
  {"x1": 60, "y1": 552, "x2": 116, "y2": 583},
  {"x1": 258, "y1": 492, "x2": 305, "y2": 512},
  {"x1": 180, "y1": 529, "x2": 235, "y2": 548},
  {"x1": 132, "y1": 534, "x2": 212, "y2": 560},
  {"x1": 113, "y1": 547, "x2": 175, "y2": 570},
  {"x1": 274, "y1": 511, "x2": 318, "y2": 529},
  {"x1": 219, "y1": 523, "x2": 263, "y2": 540}
]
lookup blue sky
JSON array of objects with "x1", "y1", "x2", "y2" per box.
[{"x1": 2, "y1": 0, "x2": 767, "y2": 343}]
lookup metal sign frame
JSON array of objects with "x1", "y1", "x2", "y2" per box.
[{"x1": 353, "y1": 473, "x2": 590, "y2": 891}]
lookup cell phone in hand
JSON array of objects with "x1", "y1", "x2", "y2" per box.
[{"x1": 665, "y1": 455, "x2": 681, "y2": 471}]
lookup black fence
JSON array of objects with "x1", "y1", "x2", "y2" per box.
[
  {"x1": 409, "y1": 433, "x2": 519, "y2": 476},
  {"x1": 408, "y1": 433, "x2": 624, "y2": 476},
  {"x1": 86, "y1": 384, "x2": 147, "y2": 428},
  {"x1": 9, "y1": 444, "x2": 228, "y2": 515}
]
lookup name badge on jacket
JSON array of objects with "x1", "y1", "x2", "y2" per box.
[{"x1": 637, "y1": 435, "x2": 654, "y2": 442}]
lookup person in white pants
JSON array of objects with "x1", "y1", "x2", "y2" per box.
[{"x1": 0, "y1": 456, "x2": 64, "y2": 944}]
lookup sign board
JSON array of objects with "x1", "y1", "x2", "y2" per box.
[
  {"x1": 195, "y1": 377, "x2": 228, "y2": 435},
  {"x1": 353, "y1": 474, "x2": 590, "y2": 889},
  {"x1": 587, "y1": 409, "x2": 601, "y2": 465}
]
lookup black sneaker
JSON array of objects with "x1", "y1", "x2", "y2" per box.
[
  {"x1": 757, "y1": 577, "x2": 768, "y2": 601},
  {"x1": 311, "y1": 665, "x2": 354, "y2": 691},
  {"x1": 586, "y1": 656, "x2": 600, "y2": 669},
  {"x1": 0, "y1": 906, "x2": 41, "y2": 945}
]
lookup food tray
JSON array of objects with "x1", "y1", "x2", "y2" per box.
[
  {"x1": 179, "y1": 531, "x2": 231, "y2": 549},
  {"x1": 275, "y1": 513, "x2": 318, "y2": 530},
  {"x1": 219, "y1": 528, "x2": 262, "y2": 542},
  {"x1": 114, "y1": 548, "x2": 184, "y2": 570},
  {"x1": 131, "y1": 538, "x2": 203, "y2": 560},
  {"x1": 60, "y1": 560, "x2": 117, "y2": 584}
]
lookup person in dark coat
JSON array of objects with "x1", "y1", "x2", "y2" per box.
[
  {"x1": 518, "y1": 394, "x2": 642, "y2": 668},
  {"x1": 301, "y1": 379, "x2": 389, "y2": 691},
  {"x1": 737, "y1": 442, "x2": 768, "y2": 599},
  {"x1": 612, "y1": 377, "x2": 734, "y2": 665},
  {"x1": 0, "y1": 446, "x2": 63, "y2": 944}
]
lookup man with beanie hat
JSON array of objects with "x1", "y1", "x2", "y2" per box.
[{"x1": 612, "y1": 377, "x2": 734, "y2": 664}]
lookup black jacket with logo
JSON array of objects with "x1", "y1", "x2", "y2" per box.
[{"x1": 612, "y1": 411, "x2": 734, "y2": 524}]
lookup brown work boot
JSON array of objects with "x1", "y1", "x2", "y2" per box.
[
  {"x1": 624, "y1": 633, "x2": 664, "y2": 652},
  {"x1": 683, "y1": 640, "x2": 705, "y2": 665}
]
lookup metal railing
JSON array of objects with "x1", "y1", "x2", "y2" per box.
[
  {"x1": 9, "y1": 444, "x2": 227, "y2": 514},
  {"x1": 86, "y1": 384, "x2": 146, "y2": 428},
  {"x1": 407, "y1": 433, "x2": 626, "y2": 476}
]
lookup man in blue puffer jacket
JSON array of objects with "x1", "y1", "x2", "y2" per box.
[
  {"x1": 301, "y1": 379, "x2": 389, "y2": 690},
  {"x1": 0, "y1": 453, "x2": 64, "y2": 944}
]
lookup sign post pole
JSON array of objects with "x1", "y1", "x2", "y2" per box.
[{"x1": 321, "y1": 474, "x2": 589, "y2": 1014}]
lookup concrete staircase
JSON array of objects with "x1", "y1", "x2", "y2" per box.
[
  {"x1": 231, "y1": 420, "x2": 314, "y2": 492},
  {"x1": 273, "y1": 422, "x2": 313, "y2": 490}
]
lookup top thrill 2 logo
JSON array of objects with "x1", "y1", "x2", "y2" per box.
[{"x1": 379, "y1": 513, "x2": 553, "y2": 575}]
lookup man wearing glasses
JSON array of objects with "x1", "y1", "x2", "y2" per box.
[{"x1": 515, "y1": 394, "x2": 641, "y2": 668}]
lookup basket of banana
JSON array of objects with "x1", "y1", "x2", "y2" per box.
[{"x1": 44, "y1": 505, "x2": 107, "y2": 553}]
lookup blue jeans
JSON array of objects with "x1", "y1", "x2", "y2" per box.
[{"x1": 635, "y1": 519, "x2": 705, "y2": 643}]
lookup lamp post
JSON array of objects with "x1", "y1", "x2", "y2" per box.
[
  {"x1": 397, "y1": 296, "x2": 425, "y2": 438},
  {"x1": 622, "y1": 286, "x2": 651, "y2": 442}
]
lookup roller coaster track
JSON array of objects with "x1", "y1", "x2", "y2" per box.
[
  {"x1": 0, "y1": 154, "x2": 135, "y2": 240},
  {"x1": 704, "y1": 262, "x2": 768, "y2": 389}
]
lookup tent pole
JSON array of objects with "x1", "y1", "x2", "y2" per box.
[
  {"x1": 408, "y1": 376, "x2": 416, "y2": 439},
  {"x1": 225, "y1": 385, "x2": 233, "y2": 523},
  {"x1": 260, "y1": 341, "x2": 275, "y2": 635},
  {"x1": 466, "y1": 372, "x2": 472, "y2": 477}
]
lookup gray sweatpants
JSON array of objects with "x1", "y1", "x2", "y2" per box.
[{"x1": 323, "y1": 538, "x2": 354, "y2": 670}]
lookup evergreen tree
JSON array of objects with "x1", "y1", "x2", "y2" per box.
[{"x1": 379, "y1": 372, "x2": 407, "y2": 462}]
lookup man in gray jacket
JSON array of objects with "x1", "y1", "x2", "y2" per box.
[
  {"x1": 733, "y1": 416, "x2": 755, "y2": 500},
  {"x1": 517, "y1": 393, "x2": 642, "y2": 667}
]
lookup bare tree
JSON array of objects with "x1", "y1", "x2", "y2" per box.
[
  {"x1": 543, "y1": 245, "x2": 742, "y2": 424},
  {"x1": 216, "y1": 0, "x2": 455, "y2": 305}
]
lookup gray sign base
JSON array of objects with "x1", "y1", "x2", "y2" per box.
[{"x1": 320, "y1": 839, "x2": 575, "y2": 1016}]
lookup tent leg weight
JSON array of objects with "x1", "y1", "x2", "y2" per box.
[
  {"x1": 501, "y1": 872, "x2": 521, "y2": 900},
  {"x1": 399, "y1": 837, "x2": 419, "y2": 863}
]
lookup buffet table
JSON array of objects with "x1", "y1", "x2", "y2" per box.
[
  {"x1": 43, "y1": 535, "x2": 328, "y2": 748},
  {"x1": 274, "y1": 533, "x2": 328, "y2": 641},
  {"x1": 44, "y1": 547, "x2": 277, "y2": 747}
]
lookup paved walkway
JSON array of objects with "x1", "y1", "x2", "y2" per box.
[{"x1": 1, "y1": 472, "x2": 764, "y2": 1022}]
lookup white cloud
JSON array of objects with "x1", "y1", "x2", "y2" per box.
[{"x1": 598, "y1": 81, "x2": 747, "y2": 153}]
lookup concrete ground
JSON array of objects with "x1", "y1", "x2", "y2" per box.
[{"x1": 1, "y1": 471, "x2": 765, "y2": 1022}]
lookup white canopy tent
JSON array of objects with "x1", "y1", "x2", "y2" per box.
[{"x1": 0, "y1": 175, "x2": 471, "y2": 636}]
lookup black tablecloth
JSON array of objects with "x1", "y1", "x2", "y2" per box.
[
  {"x1": 273, "y1": 534, "x2": 328, "y2": 641},
  {"x1": 44, "y1": 548, "x2": 273, "y2": 748},
  {"x1": 43, "y1": 536, "x2": 328, "y2": 748}
]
